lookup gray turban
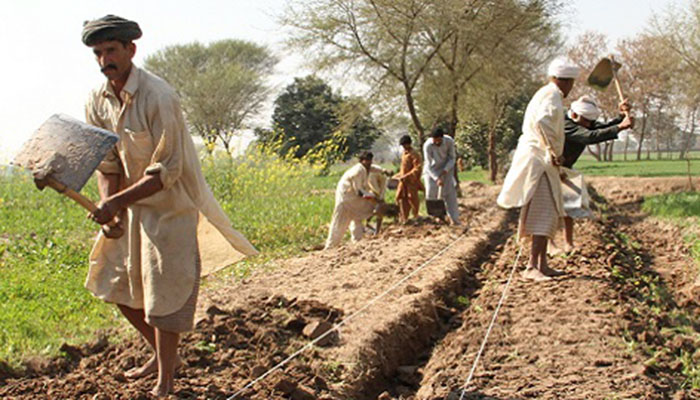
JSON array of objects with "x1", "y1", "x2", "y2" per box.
[{"x1": 82, "y1": 15, "x2": 142, "y2": 46}]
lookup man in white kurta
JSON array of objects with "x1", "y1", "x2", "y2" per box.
[
  {"x1": 325, "y1": 151, "x2": 389, "y2": 249},
  {"x1": 423, "y1": 127, "x2": 460, "y2": 225},
  {"x1": 77, "y1": 15, "x2": 258, "y2": 398},
  {"x1": 497, "y1": 57, "x2": 579, "y2": 281}
]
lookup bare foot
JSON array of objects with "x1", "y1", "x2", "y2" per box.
[
  {"x1": 126, "y1": 355, "x2": 182, "y2": 379},
  {"x1": 126, "y1": 356, "x2": 157, "y2": 379},
  {"x1": 540, "y1": 265, "x2": 566, "y2": 277},
  {"x1": 522, "y1": 269, "x2": 552, "y2": 282},
  {"x1": 150, "y1": 378, "x2": 174, "y2": 398}
]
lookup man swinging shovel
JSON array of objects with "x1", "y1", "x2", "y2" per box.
[{"x1": 554, "y1": 56, "x2": 635, "y2": 253}]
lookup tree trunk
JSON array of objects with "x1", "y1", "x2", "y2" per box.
[
  {"x1": 587, "y1": 143, "x2": 601, "y2": 161},
  {"x1": 404, "y1": 85, "x2": 425, "y2": 146},
  {"x1": 636, "y1": 109, "x2": 648, "y2": 161}
]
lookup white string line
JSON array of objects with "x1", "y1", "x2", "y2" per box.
[
  {"x1": 459, "y1": 239, "x2": 523, "y2": 400},
  {"x1": 228, "y1": 231, "x2": 468, "y2": 399}
]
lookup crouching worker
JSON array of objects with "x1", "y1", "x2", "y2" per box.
[
  {"x1": 325, "y1": 151, "x2": 391, "y2": 249},
  {"x1": 69, "y1": 15, "x2": 259, "y2": 398}
]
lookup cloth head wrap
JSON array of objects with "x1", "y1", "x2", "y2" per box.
[
  {"x1": 82, "y1": 15, "x2": 142, "y2": 46},
  {"x1": 547, "y1": 57, "x2": 580, "y2": 79},
  {"x1": 570, "y1": 96, "x2": 600, "y2": 121}
]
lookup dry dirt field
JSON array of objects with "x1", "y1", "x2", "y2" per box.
[{"x1": 1, "y1": 177, "x2": 699, "y2": 400}]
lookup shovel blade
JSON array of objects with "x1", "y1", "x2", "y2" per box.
[
  {"x1": 12, "y1": 114, "x2": 119, "y2": 192},
  {"x1": 587, "y1": 58, "x2": 614, "y2": 90}
]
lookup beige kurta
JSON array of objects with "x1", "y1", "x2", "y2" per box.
[
  {"x1": 84, "y1": 66, "x2": 258, "y2": 318},
  {"x1": 497, "y1": 82, "x2": 566, "y2": 220}
]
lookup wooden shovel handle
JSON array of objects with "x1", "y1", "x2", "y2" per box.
[
  {"x1": 45, "y1": 176, "x2": 97, "y2": 213},
  {"x1": 609, "y1": 56, "x2": 629, "y2": 117}
]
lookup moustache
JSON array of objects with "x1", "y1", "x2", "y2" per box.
[{"x1": 100, "y1": 64, "x2": 117, "y2": 73}]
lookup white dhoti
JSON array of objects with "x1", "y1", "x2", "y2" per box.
[{"x1": 519, "y1": 176, "x2": 560, "y2": 239}]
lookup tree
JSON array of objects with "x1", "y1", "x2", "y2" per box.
[
  {"x1": 144, "y1": 39, "x2": 277, "y2": 155},
  {"x1": 616, "y1": 34, "x2": 677, "y2": 160},
  {"x1": 651, "y1": 1, "x2": 700, "y2": 159},
  {"x1": 283, "y1": 0, "x2": 456, "y2": 144},
  {"x1": 263, "y1": 75, "x2": 381, "y2": 161}
]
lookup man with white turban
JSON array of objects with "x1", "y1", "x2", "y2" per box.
[
  {"x1": 557, "y1": 95, "x2": 634, "y2": 250},
  {"x1": 325, "y1": 151, "x2": 391, "y2": 249},
  {"x1": 497, "y1": 57, "x2": 579, "y2": 281}
]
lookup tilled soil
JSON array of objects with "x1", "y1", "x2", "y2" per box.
[{"x1": 1, "y1": 177, "x2": 698, "y2": 400}]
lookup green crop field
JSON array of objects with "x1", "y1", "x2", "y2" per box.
[
  {"x1": 0, "y1": 152, "x2": 337, "y2": 367},
  {"x1": 575, "y1": 151, "x2": 700, "y2": 177},
  {"x1": 642, "y1": 192, "x2": 700, "y2": 262}
]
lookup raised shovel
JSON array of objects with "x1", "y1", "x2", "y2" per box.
[
  {"x1": 12, "y1": 114, "x2": 122, "y2": 236},
  {"x1": 587, "y1": 56, "x2": 628, "y2": 109}
]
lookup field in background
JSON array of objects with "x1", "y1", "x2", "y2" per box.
[
  {"x1": 642, "y1": 192, "x2": 700, "y2": 262},
  {"x1": 575, "y1": 151, "x2": 700, "y2": 177},
  {"x1": 0, "y1": 155, "x2": 696, "y2": 367}
]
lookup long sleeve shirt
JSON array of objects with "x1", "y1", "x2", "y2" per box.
[
  {"x1": 85, "y1": 66, "x2": 258, "y2": 317},
  {"x1": 423, "y1": 136, "x2": 456, "y2": 182},
  {"x1": 562, "y1": 113, "x2": 623, "y2": 168}
]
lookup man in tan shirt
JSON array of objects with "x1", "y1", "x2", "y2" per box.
[
  {"x1": 394, "y1": 135, "x2": 423, "y2": 222},
  {"x1": 75, "y1": 15, "x2": 258, "y2": 397}
]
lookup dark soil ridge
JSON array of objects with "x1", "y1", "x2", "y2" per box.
[{"x1": 344, "y1": 207, "x2": 518, "y2": 400}]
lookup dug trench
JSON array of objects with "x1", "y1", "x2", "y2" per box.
[
  {"x1": 2, "y1": 178, "x2": 699, "y2": 399},
  {"x1": 411, "y1": 177, "x2": 700, "y2": 400}
]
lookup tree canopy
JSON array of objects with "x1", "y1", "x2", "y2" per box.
[
  {"x1": 144, "y1": 39, "x2": 277, "y2": 155},
  {"x1": 260, "y1": 75, "x2": 381, "y2": 162}
]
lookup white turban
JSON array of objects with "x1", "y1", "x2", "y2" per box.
[
  {"x1": 570, "y1": 96, "x2": 600, "y2": 121},
  {"x1": 547, "y1": 57, "x2": 580, "y2": 79}
]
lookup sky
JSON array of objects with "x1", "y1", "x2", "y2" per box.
[{"x1": 0, "y1": 0, "x2": 677, "y2": 164}]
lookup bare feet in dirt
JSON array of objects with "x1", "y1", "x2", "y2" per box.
[
  {"x1": 150, "y1": 378, "x2": 174, "y2": 399},
  {"x1": 522, "y1": 269, "x2": 552, "y2": 281},
  {"x1": 522, "y1": 266, "x2": 566, "y2": 281},
  {"x1": 548, "y1": 242, "x2": 575, "y2": 256},
  {"x1": 125, "y1": 355, "x2": 182, "y2": 379},
  {"x1": 541, "y1": 265, "x2": 566, "y2": 277}
]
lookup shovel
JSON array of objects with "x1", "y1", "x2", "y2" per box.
[
  {"x1": 426, "y1": 185, "x2": 447, "y2": 220},
  {"x1": 13, "y1": 114, "x2": 121, "y2": 234},
  {"x1": 587, "y1": 56, "x2": 627, "y2": 100},
  {"x1": 588, "y1": 56, "x2": 630, "y2": 119}
]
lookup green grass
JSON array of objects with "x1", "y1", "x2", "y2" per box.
[
  {"x1": 642, "y1": 192, "x2": 700, "y2": 262},
  {"x1": 0, "y1": 153, "x2": 338, "y2": 366},
  {"x1": 575, "y1": 156, "x2": 699, "y2": 177},
  {"x1": 0, "y1": 168, "x2": 120, "y2": 366}
]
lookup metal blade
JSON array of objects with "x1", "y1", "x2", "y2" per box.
[
  {"x1": 12, "y1": 114, "x2": 119, "y2": 192},
  {"x1": 587, "y1": 57, "x2": 614, "y2": 91}
]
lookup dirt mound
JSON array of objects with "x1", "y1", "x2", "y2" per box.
[{"x1": 1, "y1": 296, "x2": 345, "y2": 399}]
